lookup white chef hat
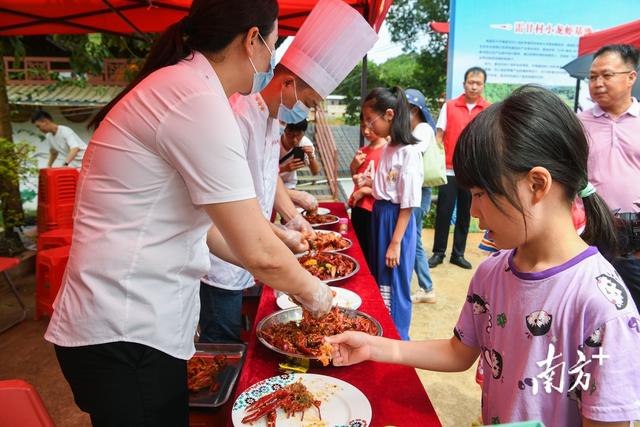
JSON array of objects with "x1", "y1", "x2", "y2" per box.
[{"x1": 280, "y1": 0, "x2": 379, "y2": 98}]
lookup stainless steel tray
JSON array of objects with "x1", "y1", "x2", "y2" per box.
[
  {"x1": 256, "y1": 307, "x2": 382, "y2": 364},
  {"x1": 298, "y1": 252, "x2": 360, "y2": 284},
  {"x1": 188, "y1": 342, "x2": 246, "y2": 408},
  {"x1": 307, "y1": 213, "x2": 340, "y2": 228}
]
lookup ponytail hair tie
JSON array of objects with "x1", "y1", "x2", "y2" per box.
[{"x1": 578, "y1": 182, "x2": 596, "y2": 198}]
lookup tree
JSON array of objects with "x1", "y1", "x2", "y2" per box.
[
  {"x1": 386, "y1": 0, "x2": 449, "y2": 112},
  {"x1": 0, "y1": 37, "x2": 29, "y2": 255},
  {"x1": 334, "y1": 61, "x2": 385, "y2": 125},
  {"x1": 0, "y1": 35, "x2": 151, "y2": 255}
]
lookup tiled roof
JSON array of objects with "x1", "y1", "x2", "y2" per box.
[
  {"x1": 331, "y1": 125, "x2": 360, "y2": 178},
  {"x1": 7, "y1": 84, "x2": 122, "y2": 107}
]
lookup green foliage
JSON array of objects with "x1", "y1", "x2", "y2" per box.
[
  {"x1": 386, "y1": 0, "x2": 449, "y2": 112},
  {"x1": 50, "y1": 34, "x2": 151, "y2": 78},
  {"x1": 333, "y1": 0, "x2": 449, "y2": 124},
  {"x1": 0, "y1": 137, "x2": 38, "y2": 228},
  {"x1": 334, "y1": 61, "x2": 385, "y2": 125}
]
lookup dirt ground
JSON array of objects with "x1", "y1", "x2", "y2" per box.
[
  {"x1": 0, "y1": 229, "x2": 484, "y2": 427},
  {"x1": 410, "y1": 229, "x2": 484, "y2": 427}
]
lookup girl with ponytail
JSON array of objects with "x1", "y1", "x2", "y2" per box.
[
  {"x1": 46, "y1": 1, "x2": 334, "y2": 425},
  {"x1": 360, "y1": 86, "x2": 421, "y2": 340},
  {"x1": 327, "y1": 86, "x2": 640, "y2": 426}
]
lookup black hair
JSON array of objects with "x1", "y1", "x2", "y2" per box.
[
  {"x1": 594, "y1": 44, "x2": 640, "y2": 69},
  {"x1": 89, "y1": 0, "x2": 279, "y2": 130},
  {"x1": 464, "y1": 66, "x2": 487, "y2": 84},
  {"x1": 453, "y1": 85, "x2": 617, "y2": 258},
  {"x1": 285, "y1": 119, "x2": 308, "y2": 133},
  {"x1": 363, "y1": 87, "x2": 417, "y2": 146},
  {"x1": 31, "y1": 110, "x2": 53, "y2": 123}
]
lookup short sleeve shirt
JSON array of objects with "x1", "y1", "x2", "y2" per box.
[
  {"x1": 373, "y1": 143, "x2": 423, "y2": 209},
  {"x1": 46, "y1": 125, "x2": 87, "y2": 167},
  {"x1": 351, "y1": 142, "x2": 386, "y2": 212},
  {"x1": 578, "y1": 98, "x2": 640, "y2": 213},
  {"x1": 280, "y1": 136, "x2": 315, "y2": 189},
  {"x1": 203, "y1": 93, "x2": 281, "y2": 291},
  {"x1": 45, "y1": 51, "x2": 256, "y2": 360},
  {"x1": 455, "y1": 247, "x2": 640, "y2": 425}
]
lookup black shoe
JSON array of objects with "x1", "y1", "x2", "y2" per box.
[
  {"x1": 450, "y1": 256, "x2": 472, "y2": 269},
  {"x1": 428, "y1": 253, "x2": 445, "y2": 268}
]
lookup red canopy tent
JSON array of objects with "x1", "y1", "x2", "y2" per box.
[
  {"x1": 578, "y1": 19, "x2": 640, "y2": 56},
  {"x1": 563, "y1": 19, "x2": 640, "y2": 111},
  {"x1": 0, "y1": 0, "x2": 391, "y2": 37}
]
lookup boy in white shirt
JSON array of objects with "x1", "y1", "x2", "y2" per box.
[{"x1": 31, "y1": 110, "x2": 87, "y2": 168}]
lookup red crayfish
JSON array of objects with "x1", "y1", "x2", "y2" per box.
[{"x1": 241, "y1": 380, "x2": 321, "y2": 426}]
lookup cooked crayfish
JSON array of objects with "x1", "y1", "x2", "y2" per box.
[
  {"x1": 241, "y1": 380, "x2": 321, "y2": 426},
  {"x1": 259, "y1": 306, "x2": 378, "y2": 366}
]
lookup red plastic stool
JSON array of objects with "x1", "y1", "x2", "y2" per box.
[
  {"x1": 0, "y1": 257, "x2": 26, "y2": 333},
  {"x1": 37, "y1": 228, "x2": 73, "y2": 252},
  {"x1": 35, "y1": 245, "x2": 70, "y2": 320},
  {"x1": 0, "y1": 379, "x2": 55, "y2": 427}
]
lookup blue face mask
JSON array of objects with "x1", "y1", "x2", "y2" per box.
[
  {"x1": 278, "y1": 81, "x2": 310, "y2": 123},
  {"x1": 248, "y1": 33, "x2": 275, "y2": 94}
]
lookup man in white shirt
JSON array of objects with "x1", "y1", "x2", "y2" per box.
[
  {"x1": 199, "y1": 67, "x2": 323, "y2": 342},
  {"x1": 279, "y1": 119, "x2": 321, "y2": 189},
  {"x1": 31, "y1": 110, "x2": 87, "y2": 168}
]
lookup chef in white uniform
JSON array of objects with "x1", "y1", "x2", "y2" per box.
[{"x1": 199, "y1": 0, "x2": 379, "y2": 343}]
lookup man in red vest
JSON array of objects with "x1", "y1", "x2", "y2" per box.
[{"x1": 429, "y1": 67, "x2": 490, "y2": 269}]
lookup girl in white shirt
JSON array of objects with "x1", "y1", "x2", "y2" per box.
[
  {"x1": 45, "y1": 1, "x2": 332, "y2": 425},
  {"x1": 363, "y1": 87, "x2": 423, "y2": 341}
]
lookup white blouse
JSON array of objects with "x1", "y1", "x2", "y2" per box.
[
  {"x1": 45, "y1": 52, "x2": 256, "y2": 360},
  {"x1": 373, "y1": 142, "x2": 423, "y2": 209}
]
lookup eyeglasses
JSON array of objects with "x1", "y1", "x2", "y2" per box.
[
  {"x1": 363, "y1": 115, "x2": 383, "y2": 129},
  {"x1": 588, "y1": 70, "x2": 634, "y2": 82}
]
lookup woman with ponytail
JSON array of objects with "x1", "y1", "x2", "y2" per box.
[
  {"x1": 45, "y1": 1, "x2": 333, "y2": 425},
  {"x1": 360, "y1": 86, "x2": 422, "y2": 341},
  {"x1": 328, "y1": 86, "x2": 640, "y2": 426}
]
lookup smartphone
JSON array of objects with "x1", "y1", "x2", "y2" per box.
[{"x1": 292, "y1": 146, "x2": 305, "y2": 161}]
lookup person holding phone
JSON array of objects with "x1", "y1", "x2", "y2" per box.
[{"x1": 279, "y1": 119, "x2": 321, "y2": 189}]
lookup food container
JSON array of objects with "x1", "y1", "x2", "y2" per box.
[
  {"x1": 256, "y1": 307, "x2": 382, "y2": 366},
  {"x1": 188, "y1": 342, "x2": 247, "y2": 408},
  {"x1": 297, "y1": 252, "x2": 360, "y2": 284}
]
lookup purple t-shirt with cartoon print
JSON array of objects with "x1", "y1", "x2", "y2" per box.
[{"x1": 455, "y1": 246, "x2": 640, "y2": 425}]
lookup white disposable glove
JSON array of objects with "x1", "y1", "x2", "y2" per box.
[
  {"x1": 292, "y1": 278, "x2": 333, "y2": 318},
  {"x1": 290, "y1": 190, "x2": 318, "y2": 212},
  {"x1": 274, "y1": 224, "x2": 309, "y2": 254},
  {"x1": 285, "y1": 213, "x2": 315, "y2": 236}
]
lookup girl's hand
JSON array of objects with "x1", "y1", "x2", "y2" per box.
[
  {"x1": 385, "y1": 241, "x2": 401, "y2": 268},
  {"x1": 349, "y1": 189, "x2": 363, "y2": 207},
  {"x1": 325, "y1": 331, "x2": 372, "y2": 366},
  {"x1": 350, "y1": 150, "x2": 367, "y2": 171}
]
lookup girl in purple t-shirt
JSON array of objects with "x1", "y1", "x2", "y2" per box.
[{"x1": 328, "y1": 86, "x2": 640, "y2": 426}]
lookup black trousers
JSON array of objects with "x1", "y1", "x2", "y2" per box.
[
  {"x1": 432, "y1": 175, "x2": 472, "y2": 258},
  {"x1": 55, "y1": 342, "x2": 188, "y2": 427},
  {"x1": 351, "y1": 206, "x2": 374, "y2": 271}
]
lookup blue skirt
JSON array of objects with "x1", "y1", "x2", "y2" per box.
[{"x1": 370, "y1": 200, "x2": 416, "y2": 340}]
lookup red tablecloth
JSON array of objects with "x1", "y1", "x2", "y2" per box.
[{"x1": 226, "y1": 202, "x2": 442, "y2": 427}]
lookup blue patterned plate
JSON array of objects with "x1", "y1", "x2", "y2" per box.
[{"x1": 232, "y1": 373, "x2": 371, "y2": 427}]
